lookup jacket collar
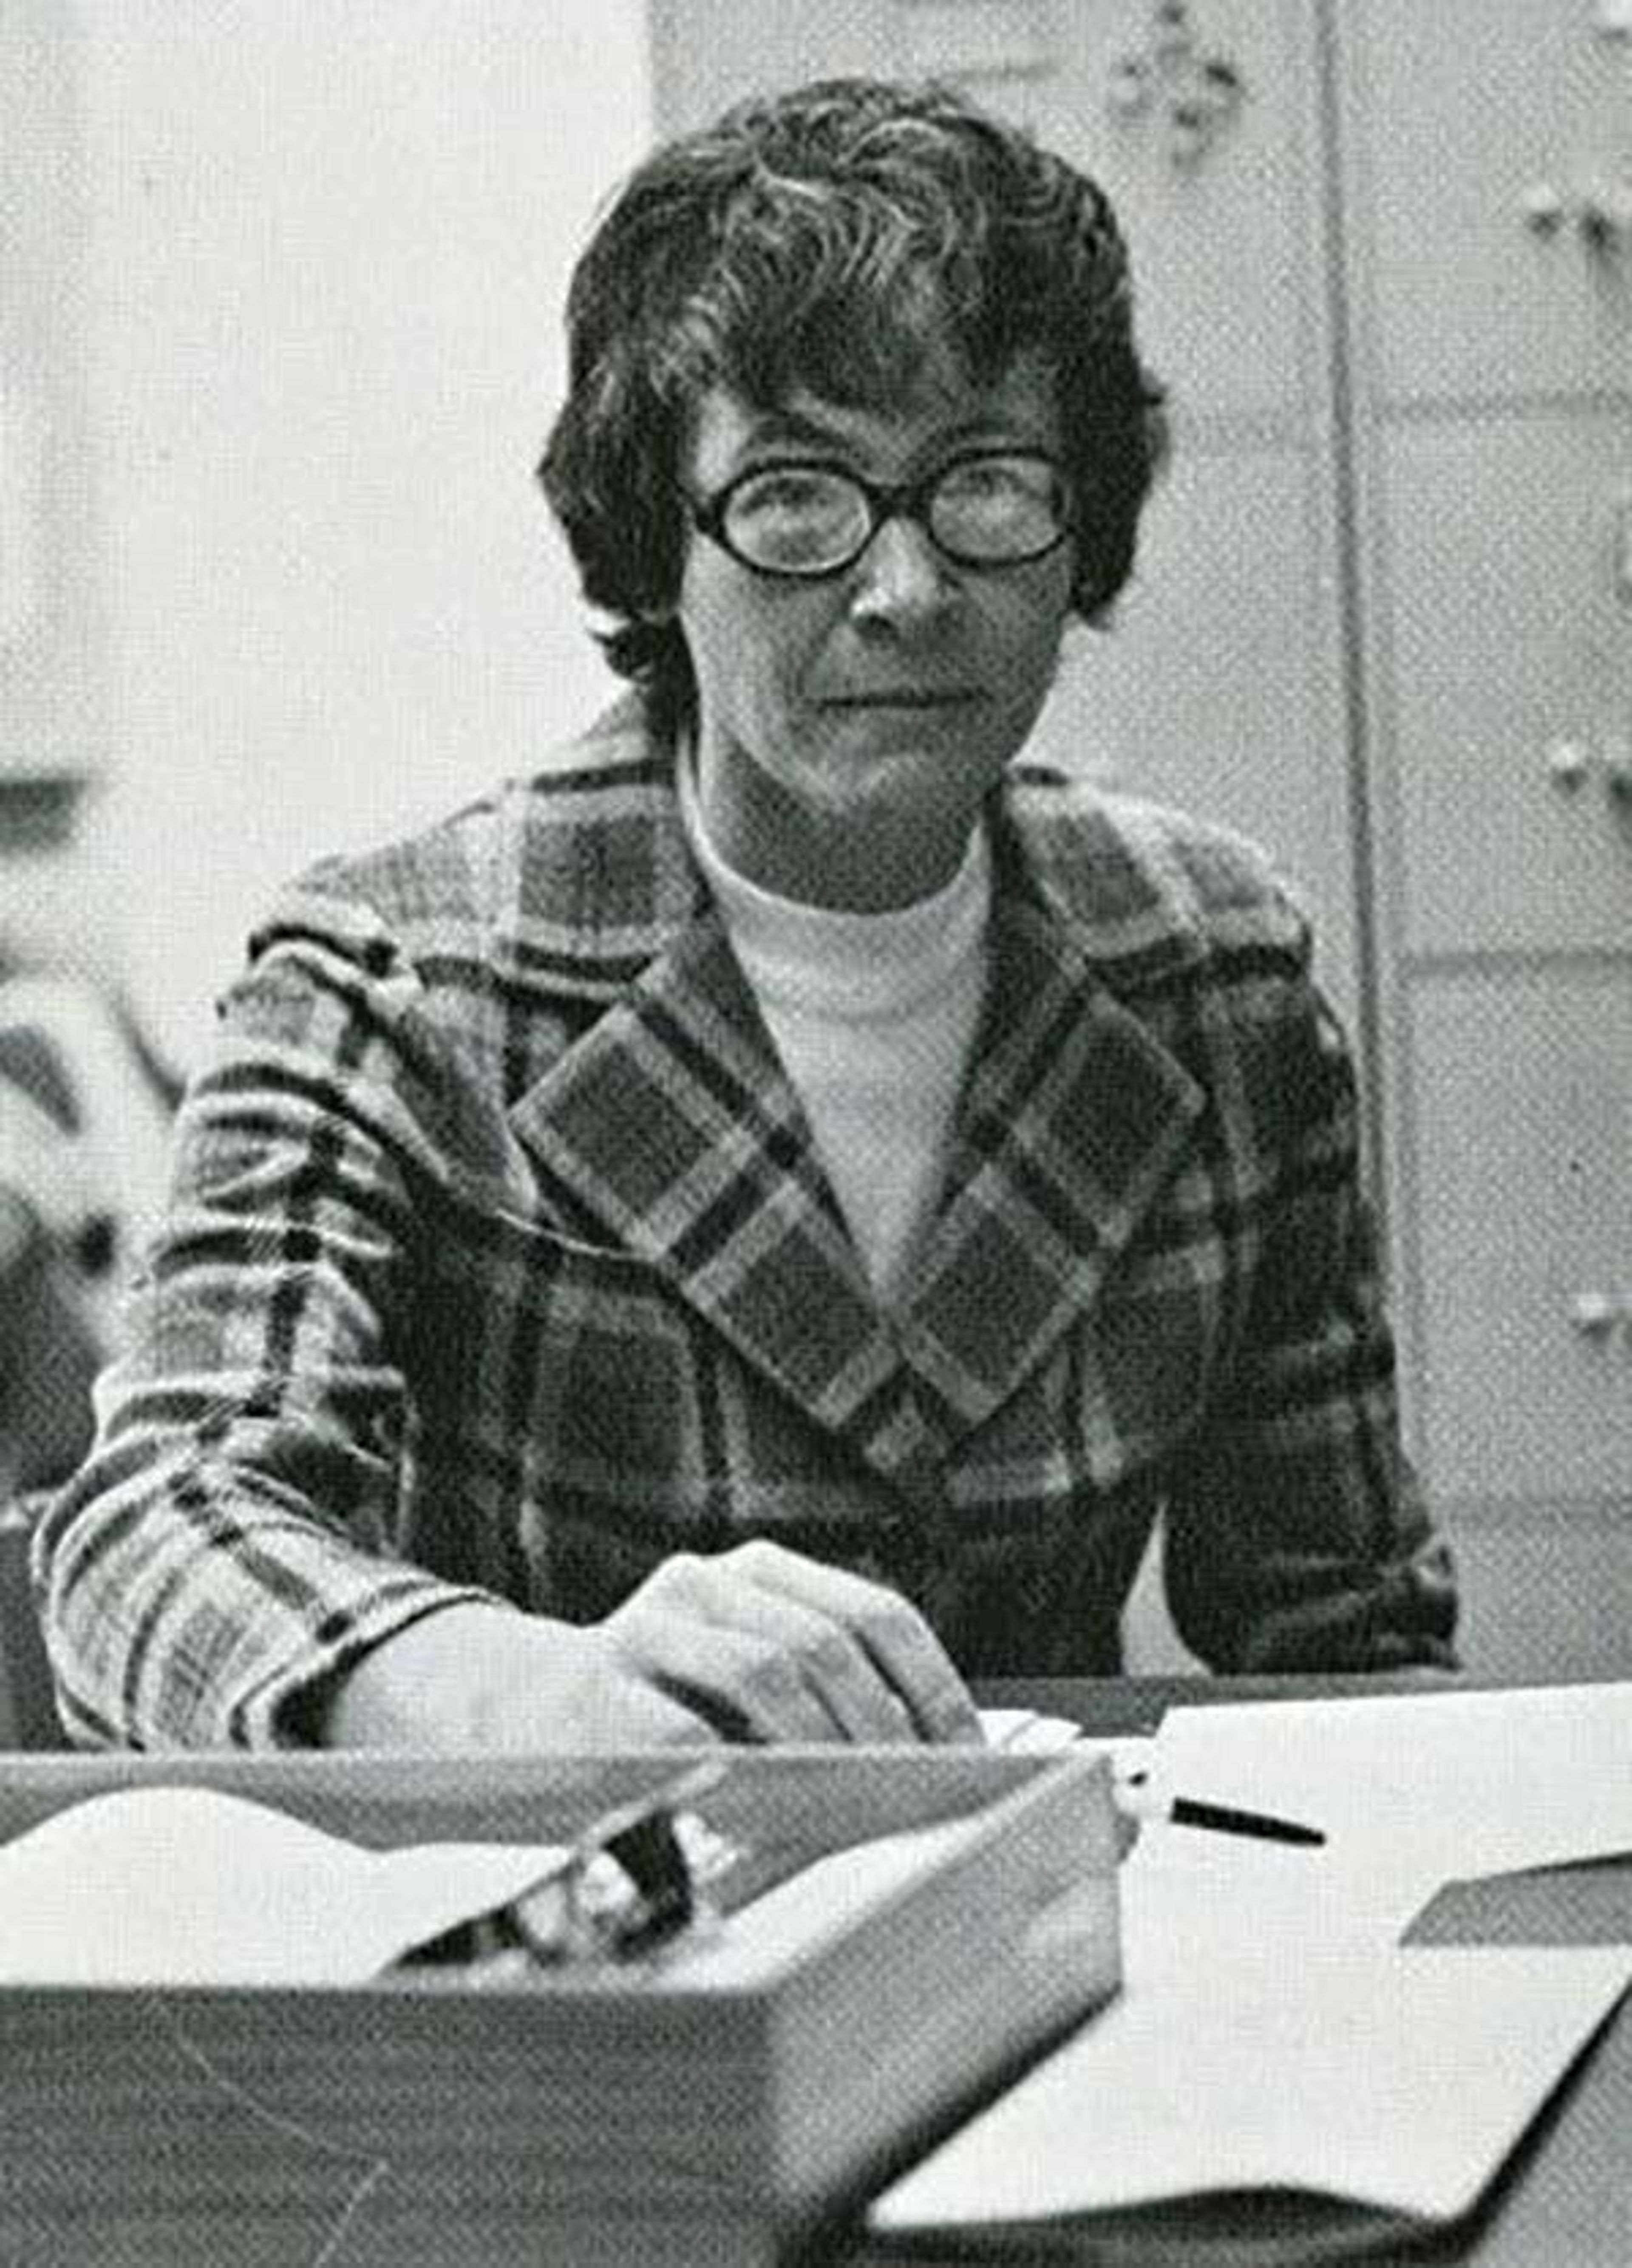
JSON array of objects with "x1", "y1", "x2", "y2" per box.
[
  {"x1": 502, "y1": 708, "x2": 1212, "y2": 998},
  {"x1": 507, "y1": 717, "x2": 1204, "y2": 1490}
]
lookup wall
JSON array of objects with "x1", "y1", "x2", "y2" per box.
[{"x1": 68, "y1": 3, "x2": 652, "y2": 1068}]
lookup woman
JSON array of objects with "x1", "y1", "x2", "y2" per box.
[{"x1": 37, "y1": 78, "x2": 1455, "y2": 1751}]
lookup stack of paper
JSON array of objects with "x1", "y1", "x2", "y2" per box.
[{"x1": 0, "y1": 1786, "x2": 568, "y2": 1986}]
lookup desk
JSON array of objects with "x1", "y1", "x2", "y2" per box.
[{"x1": 844, "y1": 1675, "x2": 1632, "y2": 2268}]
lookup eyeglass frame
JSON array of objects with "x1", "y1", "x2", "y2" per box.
[
  {"x1": 504, "y1": 1762, "x2": 738, "y2": 1965},
  {"x1": 681, "y1": 448, "x2": 1077, "y2": 580}
]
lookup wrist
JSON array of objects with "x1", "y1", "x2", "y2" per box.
[{"x1": 318, "y1": 1601, "x2": 570, "y2": 1749}]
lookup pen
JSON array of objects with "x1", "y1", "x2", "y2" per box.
[
  {"x1": 1165, "y1": 1796, "x2": 1325, "y2": 1847},
  {"x1": 982, "y1": 1717, "x2": 1326, "y2": 1846},
  {"x1": 1117, "y1": 1771, "x2": 1326, "y2": 1847}
]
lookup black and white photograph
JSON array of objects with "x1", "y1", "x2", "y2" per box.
[{"x1": 2, "y1": 5, "x2": 1629, "y2": 2263}]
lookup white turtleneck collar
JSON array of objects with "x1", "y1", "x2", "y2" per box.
[
  {"x1": 677, "y1": 751, "x2": 994, "y2": 1304},
  {"x1": 677, "y1": 752, "x2": 992, "y2": 1016}
]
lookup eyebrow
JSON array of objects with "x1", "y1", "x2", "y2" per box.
[
  {"x1": 733, "y1": 405, "x2": 1055, "y2": 467},
  {"x1": 737, "y1": 407, "x2": 847, "y2": 452}
]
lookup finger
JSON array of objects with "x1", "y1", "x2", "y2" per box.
[
  {"x1": 604, "y1": 1594, "x2": 861, "y2": 1744},
  {"x1": 674, "y1": 1565, "x2": 924, "y2": 1744},
  {"x1": 574, "y1": 1679, "x2": 722, "y2": 1752},
  {"x1": 616, "y1": 1554, "x2": 887, "y2": 1739},
  {"x1": 727, "y1": 1542, "x2": 982, "y2": 1745}
]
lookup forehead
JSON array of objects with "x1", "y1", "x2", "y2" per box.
[{"x1": 686, "y1": 349, "x2": 1065, "y2": 483}]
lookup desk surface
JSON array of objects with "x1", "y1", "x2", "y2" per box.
[{"x1": 845, "y1": 1675, "x2": 1632, "y2": 2268}]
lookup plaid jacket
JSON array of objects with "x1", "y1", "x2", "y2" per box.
[{"x1": 38, "y1": 701, "x2": 1456, "y2": 1747}]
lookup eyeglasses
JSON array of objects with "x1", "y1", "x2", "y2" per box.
[
  {"x1": 409, "y1": 1764, "x2": 742, "y2": 1980},
  {"x1": 685, "y1": 450, "x2": 1074, "y2": 579},
  {"x1": 508, "y1": 1766, "x2": 739, "y2": 1963}
]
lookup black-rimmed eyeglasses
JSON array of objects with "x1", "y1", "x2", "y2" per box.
[{"x1": 683, "y1": 450, "x2": 1074, "y2": 580}]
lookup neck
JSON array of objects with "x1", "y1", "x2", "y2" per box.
[{"x1": 691, "y1": 747, "x2": 977, "y2": 913}]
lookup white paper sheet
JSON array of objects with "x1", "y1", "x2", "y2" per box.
[
  {"x1": 980, "y1": 1705, "x2": 1091, "y2": 1753},
  {"x1": 872, "y1": 1939, "x2": 1631, "y2": 2227},
  {"x1": 661, "y1": 1809, "x2": 993, "y2": 1986},
  {"x1": 980, "y1": 1706, "x2": 1153, "y2": 1783},
  {"x1": 0, "y1": 1786, "x2": 568, "y2": 1986},
  {"x1": 1152, "y1": 1681, "x2": 1632, "y2": 1934}
]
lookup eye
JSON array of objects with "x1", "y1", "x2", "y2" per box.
[
  {"x1": 730, "y1": 466, "x2": 854, "y2": 520},
  {"x1": 939, "y1": 454, "x2": 1056, "y2": 505}
]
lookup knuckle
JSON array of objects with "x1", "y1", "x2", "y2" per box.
[
  {"x1": 734, "y1": 1632, "x2": 784, "y2": 1690},
  {"x1": 802, "y1": 1626, "x2": 862, "y2": 1689},
  {"x1": 856, "y1": 1593, "x2": 916, "y2": 1650},
  {"x1": 645, "y1": 1550, "x2": 702, "y2": 1599},
  {"x1": 737, "y1": 1642, "x2": 805, "y2": 1717}
]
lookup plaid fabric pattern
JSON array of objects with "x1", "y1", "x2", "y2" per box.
[{"x1": 36, "y1": 701, "x2": 1456, "y2": 1747}]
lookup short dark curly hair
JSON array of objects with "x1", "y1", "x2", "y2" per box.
[{"x1": 538, "y1": 76, "x2": 1167, "y2": 731}]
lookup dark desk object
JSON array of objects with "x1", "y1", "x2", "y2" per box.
[{"x1": 848, "y1": 1676, "x2": 1632, "y2": 2268}]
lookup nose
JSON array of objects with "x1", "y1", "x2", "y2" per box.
[{"x1": 848, "y1": 510, "x2": 956, "y2": 627}]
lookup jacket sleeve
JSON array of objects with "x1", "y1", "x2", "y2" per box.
[
  {"x1": 32, "y1": 884, "x2": 500, "y2": 1749},
  {"x1": 1160, "y1": 949, "x2": 1459, "y2": 1674}
]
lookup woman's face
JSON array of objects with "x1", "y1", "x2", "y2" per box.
[{"x1": 675, "y1": 351, "x2": 1077, "y2": 911}]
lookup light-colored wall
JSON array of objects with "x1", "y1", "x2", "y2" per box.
[{"x1": 70, "y1": 3, "x2": 652, "y2": 1068}]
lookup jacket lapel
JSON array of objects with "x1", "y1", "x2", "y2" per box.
[
  {"x1": 895, "y1": 886, "x2": 1203, "y2": 1448},
  {"x1": 508, "y1": 903, "x2": 910, "y2": 1440}
]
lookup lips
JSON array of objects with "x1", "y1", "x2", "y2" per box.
[{"x1": 823, "y1": 689, "x2": 978, "y2": 709}]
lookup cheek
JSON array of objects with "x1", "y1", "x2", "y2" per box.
[
  {"x1": 680, "y1": 572, "x2": 813, "y2": 712},
  {"x1": 983, "y1": 586, "x2": 1072, "y2": 703},
  {"x1": 676, "y1": 569, "x2": 728, "y2": 678}
]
